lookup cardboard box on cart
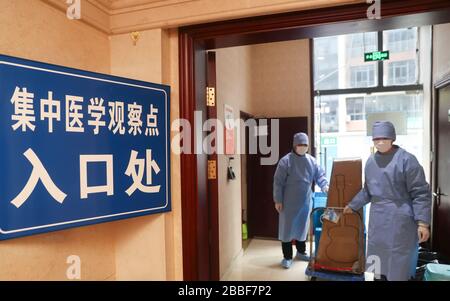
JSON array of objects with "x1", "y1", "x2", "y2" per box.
[{"x1": 314, "y1": 158, "x2": 366, "y2": 274}]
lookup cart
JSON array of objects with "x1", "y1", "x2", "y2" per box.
[{"x1": 305, "y1": 205, "x2": 366, "y2": 281}]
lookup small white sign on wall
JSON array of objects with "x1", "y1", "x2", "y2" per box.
[{"x1": 224, "y1": 104, "x2": 235, "y2": 154}]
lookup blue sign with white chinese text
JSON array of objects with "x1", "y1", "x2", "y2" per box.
[{"x1": 0, "y1": 54, "x2": 171, "y2": 240}]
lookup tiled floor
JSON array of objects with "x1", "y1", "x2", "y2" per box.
[{"x1": 221, "y1": 239, "x2": 310, "y2": 281}]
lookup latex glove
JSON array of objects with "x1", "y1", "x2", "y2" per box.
[
  {"x1": 275, "y1": 202, "x2": 283, "y2": 213},
  {"x1": 418, "y1": 224, "x2": 430, "y2": 243},
  {"x1": 343, "y1": 205, "x2": 354, "y2": 214}
]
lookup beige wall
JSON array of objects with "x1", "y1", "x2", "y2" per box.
[
  {"x1": 0, "y1": 0, "x2": 113, "y2": 281},
  {"x1": 433, "y1": 23, "x2": 450, "y2": 82},
  {"x1": 110, "y1": 28, "x2": 183, "y2": 280},
  {"x1": 216, "y1": 46, "x2": 252, "y2": 278},
  {"x1": 0, "y1": 0, "x2": 110, "y2": 73},
  {"x1": 216, "y1": 40, "x2": 311, "y2": 277},
  {"x1": 0, "y1": 0, "x2": 182, "y2": 280},
  {"x1": 0, "y1": 0, "x2": 368, "y2": 281},
  {"x1": 250, "y1": 40, "x2": 312, "y2": 135}
]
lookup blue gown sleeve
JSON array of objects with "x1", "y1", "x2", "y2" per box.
[
  {"x1": 405, "y1": 155, "x2": 432, "y2": 224},
  {"x1": 348, "y1": 163, "x2": 372, "y2": 211},
  {"x1": 273, "y1": 158, "x2": 288, "y2": 203},
  {"x1": 313, "y1": 159, "x2": 328, "y2": 191},
  {"x1": 348, "y1": 182, "x2": 372, "y2": 211}
]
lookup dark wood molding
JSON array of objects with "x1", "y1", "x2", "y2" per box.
[
  {"x1": 179, "y1": 31, "x2": 199, "y2": 281},
  {"x1": 179, "y1": 0, "x2": 450, "y2": 280},
  {"x1": 206, "y1": 51, "x2": 220, "y2": 281},
  {"x1": 309, "y1": 38, "x2": 316, "y2": 157},
  {"x1": 181, "y1": 0, "x2": 450, "y2": 49}
]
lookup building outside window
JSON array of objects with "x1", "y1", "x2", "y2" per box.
[
  {"x1": 313, "y1": 27, "x2": 427, "y2": 182},
  {"x1": 348, "y1": 32, "x2": 378, "y2": 58},
  {"x1": 346, "y1": 97, "x2": 365, "y2": 121},
  {"x1": 350, "y1": 65, "x2": 376, "y2": 88},
  {"x1": 385, "y1": 28, "x2": 417, "y2": 53},
  {"x1": 387, "y1": 60, "x2": 416, "y2": 85},
  {"x1": 317, "y1": 96, "x2": 339, "y2": 133},
  {"x1": 314, "y1": 36, "x2": 339, "y2": 90}
]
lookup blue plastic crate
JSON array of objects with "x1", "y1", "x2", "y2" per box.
[
  {"x1": 312, "y1": 192, "x2": 327, "y2": 256},
  {"x1": 313, "y1": 192, "x2": 327, "y2": 208}
]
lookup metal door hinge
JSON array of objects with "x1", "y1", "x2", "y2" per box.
[
  {"x1": 208, "y1": 160, "x2": 217, "y2": 180},
  {"x1": 206, "y1": 87, "x2": 215, "y2": 107}
]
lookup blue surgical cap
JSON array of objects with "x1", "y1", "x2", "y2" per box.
[
  {"x1": 372, "y1": 121, "x2": 396, "y2": 141},
  {"x1": 293, "y1": 132, "x2": 309, "y2": 146}
]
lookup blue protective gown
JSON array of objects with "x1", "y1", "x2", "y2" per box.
[
  {"x1": 273, "y1": 152, "x2": 328, "y2": 242},
  {"x1": 348, "y1": 146, "x2": 431, "y2": 281}
]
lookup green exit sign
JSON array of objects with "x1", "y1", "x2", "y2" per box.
[
  {"x1": 364, "y1": 51, "x2": 390, "y2": 62},
  {"x1": 321, "y1": 136, "x2": 337, "y2": 146}
]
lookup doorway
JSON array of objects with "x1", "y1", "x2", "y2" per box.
[
  {"x1": 247, "y1": 117, "x2": 308, "y2": 240},
  {"x1": 179, "y1": 1, "x2": 450, "y2": 280}
]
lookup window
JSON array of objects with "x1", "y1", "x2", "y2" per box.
[
  {"x1": 387, "y1": 60, "x2": 416, "y2": 85},
  {"x1": 383, "y1": 28, "x2": 418, "y2": 86},
  {"x1": 385, "y1": 28, "x2": 417, "y2": 53},
  {"x1": 364, "y1": 93, "x2": 423, "y2": 128},
  {"x1": 347, "y1": 32, "x2": 378, "y2": 58},
  {"x1": 313, "y1": 27, "x2": 419, "y2": 91},
  {"x1": 316, "y1": 96, "x2": 339, "y2": 133},
  {"x1": 313, "y1": 27, "x2": 426, "y2": 183},
  {"x1": 314, "y1": 33, "x2": 380, "y2": 90},
  {"x1": 346, "y1": 97, "x2": 365, "y2": 121},
  {"x1": 315, "y1": 92, "x2": 424, "y2": 181},
  {"x1": 314, "y1": 36, "x2": 339, "y2": 90},
  {"x1": 350, "y1": 65, "x2": 376, "y2": 88}
]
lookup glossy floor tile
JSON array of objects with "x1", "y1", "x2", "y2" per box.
[{"x1": 221, "y1": 239, "x2": 310, "y2": 281}]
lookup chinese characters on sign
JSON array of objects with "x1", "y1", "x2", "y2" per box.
[
  {"x1": 0, "y1": 54, "x2": 171, "y2": 240},
  {"x1": 11, "y1": 87, "x2": 160, "y2": 136}
]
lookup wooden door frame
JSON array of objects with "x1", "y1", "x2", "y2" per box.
[
  {"x1": 205, "y1": 51, "x2": 219, "y2": 280},
  {"x1": 179, "y1": 0, "x2": 450, "y2": 280},
  {"x1": 431, "y1": 71, "x2": 450, "y2": 250}
]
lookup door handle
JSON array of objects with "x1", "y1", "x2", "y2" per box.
[
  {"x1": 433, "y1": 188, "x2": 447, "y2": 207},
  {"x1": 432, "y1": 192, "x2": 448, "y2": 197}
]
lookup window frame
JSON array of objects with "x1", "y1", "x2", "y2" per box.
[{"x1": 313, "y1": 29, "x2": 423, "y2": 97}]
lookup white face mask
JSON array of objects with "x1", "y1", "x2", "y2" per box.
[
  {"x1": 374, "y1": 139, "x2": 393, "y2": 153},
  {"x1": 295, "y1": 146, "x2": 308, "y2": 156}
]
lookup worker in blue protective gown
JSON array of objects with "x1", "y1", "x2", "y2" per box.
[
  {"x1": 344, "y1": 121, "x2": 431, "y2": 281},
  {"x1": 273, "y1": 132, "x2": 329, "y2": 269}
]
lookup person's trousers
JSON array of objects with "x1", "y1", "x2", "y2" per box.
[{"x1": 281, "y1": 240, "x2": 306, "y2": 260}]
